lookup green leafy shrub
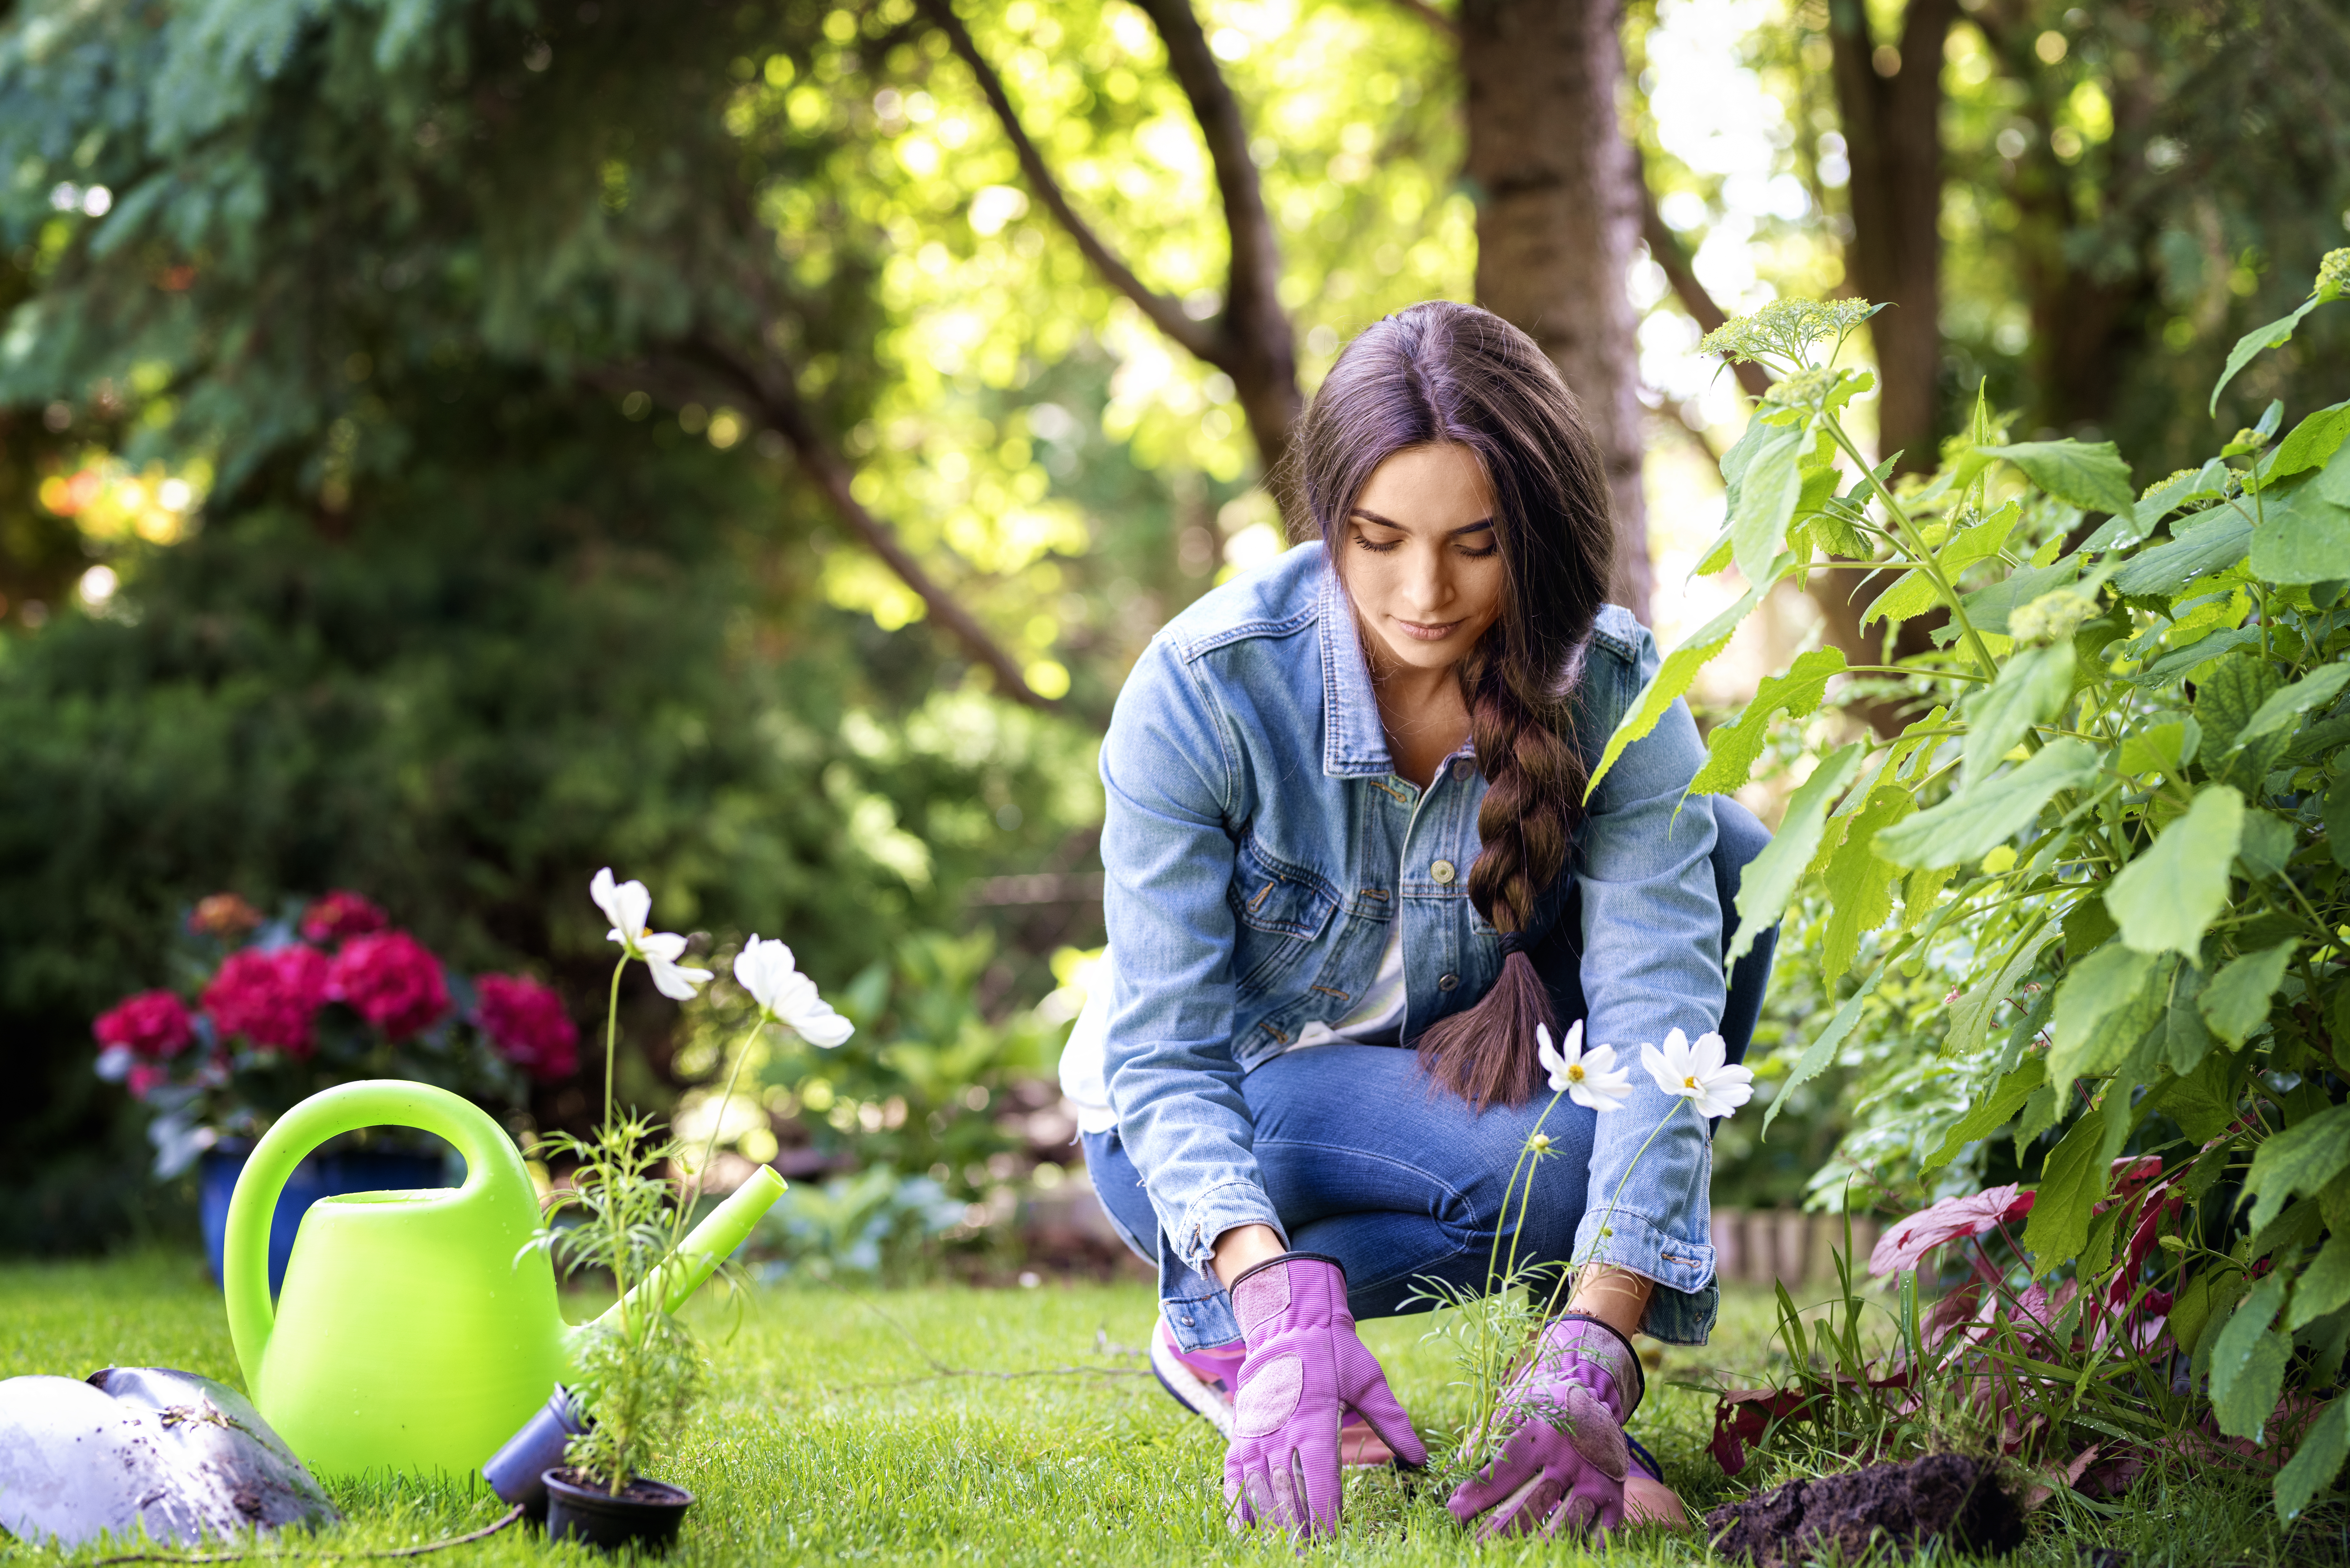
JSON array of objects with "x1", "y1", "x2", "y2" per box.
[{"x1": 1610, "y1": 251, "x2": 2350, "y2": 1518}]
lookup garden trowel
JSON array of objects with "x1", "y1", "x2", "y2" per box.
[{"x1": 0, "y1": 1365, "x2": 337, "y2": 1547}]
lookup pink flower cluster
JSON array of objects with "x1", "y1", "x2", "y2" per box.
[
  {"x1": 325, "y1": 931, "x2": 450, "y2": 1040},
  {"x1": 94, "y1": 991, "x2": 195, "y2": 1060},
  {"x1": 472, "y1": 975, "x2": 580, "y2": 1082},
  {"x1": 202, "y1": 946, "x2": 331, "y2": 1056},
  {"x1": 301, "y1": 890, "x2": 389, "y2": 945}
]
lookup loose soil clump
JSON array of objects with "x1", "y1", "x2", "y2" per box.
[{"x1": 1705, "y1": 1453, "x2": 2024, "y2": 1567}]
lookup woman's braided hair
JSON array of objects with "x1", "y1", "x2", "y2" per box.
[{"x1": 1289, "y1": 302, "x2": 1616, "y2": 1108}]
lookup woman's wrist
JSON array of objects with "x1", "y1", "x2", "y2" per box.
[
  {"x1": 1211, "y1": 1223, "x2": 1288, "y2": 1289},
  {"x1": 1566, "y1": 1264, "x2": 1653, "y2": 1340}
]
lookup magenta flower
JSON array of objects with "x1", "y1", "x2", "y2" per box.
[
  {"x1": 301, "y1": 889, "x2": 390, "y2": 945},
  {"x1": 202, "y1": 946, "x2": 331, "y2": 1056},
  {"x1": 326, "y1": 931, "x2": 451, "y2": 1040},
  {"x1": 94, "y1": 991, "x2": 195, "y2": 1060},
  {"x1": 473, "y1": 974, "x2": 580, "y2": 1082}
]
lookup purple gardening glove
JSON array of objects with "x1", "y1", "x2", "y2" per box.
[
  {"x1": 1446, "y1": 1313, "x2": 1644, "y2": 1541},
  {"x1": 1223, "y1": 1252, "x2": 1429, "y2": 1537}
]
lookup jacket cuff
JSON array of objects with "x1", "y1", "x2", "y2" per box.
[
  {"x1": 1171, "y1": 1180, "x2": 1285, "y2": 1270},
  {"x1": 1573, "y1": 1205, "x2": 1720, "y2": 1346}
]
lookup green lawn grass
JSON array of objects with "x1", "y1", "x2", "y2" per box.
[{"x1": 0, "y1": 1254, "x2": 2316, "y2": 1564}]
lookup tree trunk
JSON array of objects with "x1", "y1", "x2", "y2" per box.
[
  {"x1": 1827, "y1": 0, "x2": 1955, "y2": 476},
  {"x1": 1462, "y1": 0, "x2": 1653, "y2": 623}
]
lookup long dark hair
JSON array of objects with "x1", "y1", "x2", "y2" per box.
[{"x1": 1289, "y1": 301, "x2": 1616, "y2": 1108}]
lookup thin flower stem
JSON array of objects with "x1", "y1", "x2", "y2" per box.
[
  {"x1": 602, "y1": 955, "x2": 628, "y2": 1130},
  {"x1": 673, "y1": 1015, "x2": 770, "y2": 1252},
  {"x1": 1826, "y1": 421, "x2": 2003, "y2": 683}
]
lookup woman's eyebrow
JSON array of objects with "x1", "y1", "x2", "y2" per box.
[{"x1": 1348, "y1": 507, "x2": 1495, "y2": 537}]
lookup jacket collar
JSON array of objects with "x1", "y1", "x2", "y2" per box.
[{"x1": 1316, "y1": 559, "x2": 1398, "y2": 778}]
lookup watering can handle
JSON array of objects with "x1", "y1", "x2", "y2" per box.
[{"x1": 224, "y1": 1080, "x2": 524, "y2": 1397}]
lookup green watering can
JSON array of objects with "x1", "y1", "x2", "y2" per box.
[{"x1": 225, "y1": 1080, "x2": 783, "y2": 1479}]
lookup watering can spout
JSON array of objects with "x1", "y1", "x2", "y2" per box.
[{"x1": 572, "y1": 1165, "x2": 786, "y2": 1348}]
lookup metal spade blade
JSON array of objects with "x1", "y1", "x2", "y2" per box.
[{"x1": 0, "y1": 1367, "x2": 338, "y2": 1547}]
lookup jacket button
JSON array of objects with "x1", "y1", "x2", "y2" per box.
[
  {"x1": 1430, "y1": 859, "x2": 1456, "y2": 884},
  {"x1": 1438, "y1": 972, "x2": 1459, "y2": 991},
  {"x1": 1452, "y1": 757, "x2": 1476, "y2": 780}
]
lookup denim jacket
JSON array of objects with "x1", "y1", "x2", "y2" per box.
[{"x1": 1097, "y1": 543, "x2": 1726, "y2": 1344}]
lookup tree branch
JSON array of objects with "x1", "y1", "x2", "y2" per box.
[
  {"x1": 1638, "y1": 182, "x2": 1772, "y2": 401},
  {"x1": 1126, "y1": 0, "x2": 1301, "y2": 475},
  {"x1": 625, "y1": 343, "x2": 1065, "y2": 716},
  {"x1": 918, "y1": 0, "x2": 1221, "y2": 365}
]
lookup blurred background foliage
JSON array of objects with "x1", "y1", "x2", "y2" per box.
[{"x1": 0, "y1": 0, "x2": 2344, "y2": 1262}]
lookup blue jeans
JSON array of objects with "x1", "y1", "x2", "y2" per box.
[{"x1": 1084, "y1": 797, "x2": 1775, "y2": 1347}]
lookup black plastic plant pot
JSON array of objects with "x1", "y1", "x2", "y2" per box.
[
  {"x1": 543, "y1": 1467, "x2": 693, "y2": 1552},
  {"x1": 481, "y1": 1386, "x2": 588, "y2": 1519}
]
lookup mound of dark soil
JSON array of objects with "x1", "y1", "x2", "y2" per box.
[{"x1": 1704, "y1": 1453, "x2": 2025, "y2": 1567}]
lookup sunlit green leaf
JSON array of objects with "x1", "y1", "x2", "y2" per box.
[
  {"x1": 2110, "y1": 507, "x2": 2249, "y2": 597},
  {"x1": 2200, "y1": 939, "x2": 2299, "y2": 1048},
  {"x1": 2247, "y1": 1104, "x2": 2350, "y2": 1233},
  {"x1": 1980, "y1": 439, "x2": 2139, "y2": 522},
  {"x1": 2210, "y1": 1275, "x2": 2291, "y2": 1440},
  {"x1": 1924, "y1": 1056, "x2": 2045, "y2": 1172},
  {"x1": 1962, "y1": 641, "x2": 2075, "y2": 788},
  {"x1": 1730, "y1": 418, "x2": 1808, "y2": 590},
  {"x1": 2275, "y1": 1392, "x2": 2350, "y2": 1520},
  {"x1": 1873, "y1": 738, "x2": 2102, "y2": 869},
  {"x1": 2105, "y1": 785, "x2": 2243, "y2": 959},
  {"x1": 1585, "y1": 577, "x2": 1773, "y2": 798},
  {"x1": 1819, "y1": 786, "x2": 1914, "y2": 978},
  {"x1": 2248, "y1": 479, "x2": 2350, "y2": 584},
  {"x1": 2116, "y1": 718, "x2": 2200, "y2": 776},
  {"x1": 2024, "y1": 1113, "x2": 2111, "y2": 1273},
  {"x1": 2290, "y1": 1234, "x2": 2350, "y2": 1332},
  {"x1": 1947, "y1": 920, "x2": 2058, "y2": 1060},
  {"x1": 1688, "y1": 647, "x2": 1848, "y2": 796},
  {"x1": 2265, "y1": 399, "x2": 2350, "y2": 484},
  {"x1": 2212, "y1": 298, "x2": 2321, "y2": 415},
  {"x1": 1859, "y1": 566, "x2": 1946, "y2": 630},
  {"x1": 2047, "y1": 943, "x2": 2168, "y2": 1107},
  {"x1": 1726, "y1": 742, "x2": 1868, "y2": 965}
]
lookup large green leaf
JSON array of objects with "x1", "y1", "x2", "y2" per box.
[
  {"x1": 1924, "y1": 1056, "x2": 2046, "y2": 1172},
  {"x1": 1962, "y1": 642, "x2": 2075, "y2": 788},
  {"x1": 1873, "y1": 738, "x2": 2102, "y2": 869},
  {"x1": 1980, "y1": 440, "x2": 2138, "y2": 522},
  {"x1": 2104, "y1": 785, "x2": 2244, "y2": 960},
  {"x1": 1952, "y1": 557, "x2": 2081, "y2": 638},
  {"x1": 2024, "y1": 1113, "x2": 2111, "y2": 1272},
  {"x1": 2275, "y1": 1393, "x2": 2350, "y2": 1521},
  {"x1": 2198, "y1": 654, "x2": 2286, "y2": 757},
  {"x1": 1946, "y1": 919, "x2": 2058, "y2": 1060},
  {"x1": 1859, "y1": 567, "x2": 1945, "y2": 630},
  {"x1": 2248, "y1": 479, "x2": 2350, "y2": 584},
  {"x1": 2246, "y1": 1104, "x2": 2350, "y2": 1233},
  {"x1": 1688, "y1": 647, "x2": 1848, "y2": 796},
  {"x1": 2266, "y1": 399, "x2": 2350, "y2": 484},
  {"x1": 1726, "y1": 742, "x2": 1867, "y2": 964},
  {"x1": 2046, "y1": 943, "x2": 2166, "y2": 1105},
  {"x1": 1819, "y1": 786, "x2": 1914, "y2": 978},
  {"x1": 2240, "y1": 664, "x2": 2350, "y2": 747},
  {"x1": 2289, "y1": 1233, "x2": 2350, "y2": 1333},
  {"x1": 1586, "y1": 577, "x2": 1772, "y2": 797},
  {"x1": 2212, "y1": 298, "x2": 2322, "y2": 415},
  {"x1": 2200, "y1": 939, "x2": 2300, "y2": 1048},
  {"x1": 2130, "y1": 626, "x2": 2264, "y2": 689},
  {"x1": 1938, "y1": 499, "x2": 2024, "y2": 576},
  {"x1": 1761, "y1": 957, "x2": 1889, "y2": 1139},
  {"x1": 1730, "y1": 417, "x2": 1809, "y2": 590},
  {"x1": 2209, "y1": 1274, "x2": 2291, "y2": 1441},
  {"x1": 2110, "y1": 508, "x2": 2249, "y2": 598}
]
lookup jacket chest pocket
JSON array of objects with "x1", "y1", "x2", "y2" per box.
[{"x1": 1227, "y1": 839, "x2": 1338, "y2": 996}]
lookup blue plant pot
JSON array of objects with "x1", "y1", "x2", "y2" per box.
[{"x1": 198, "y1": 1143, "x2": 452, "y2": 1295}]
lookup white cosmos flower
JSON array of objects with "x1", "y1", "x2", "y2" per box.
[
  {"x1": 590, "y1": 867, "x2": 712, "y2": 1000},
  {"x1": 1640, "y1": 1027, "x2": 1754, "y2": 1119},
  {"x1": 734, "y1": 935, "x2": 854, "y2": 1048},
  {"x1": 1536, "y1": 1020, "x2": 1633, "y2": 1112}
]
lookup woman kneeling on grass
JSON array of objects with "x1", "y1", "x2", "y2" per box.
[{"x1": 1058, "y1": 300, "x2": 1776, "y2": 1541}]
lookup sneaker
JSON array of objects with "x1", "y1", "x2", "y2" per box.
[{"x1": 1147, "y1": 1313, "x2": 1401, "y2": 1466}]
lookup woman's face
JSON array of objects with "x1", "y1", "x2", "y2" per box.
[{"x1": 1340, "y1": 442, "x2": 1505, "y2": 678}]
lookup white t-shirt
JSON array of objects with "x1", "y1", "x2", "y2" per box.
[{"x1": 1058, "y1": 927, "x2": 1409, "y2": 1135}]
